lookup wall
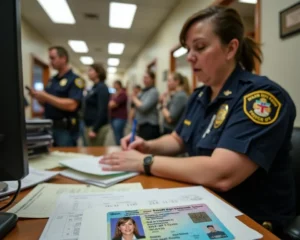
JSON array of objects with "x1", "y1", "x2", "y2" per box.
[
  {"x1": 261, "y1": 0, "x2": 300, "y2": 126},
  {"x1": 124, "y1": 0, "x2": 213, "y2": 94}
]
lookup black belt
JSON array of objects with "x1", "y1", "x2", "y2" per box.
[{"x1": 52, "y1": 118, "x2": 79, "y2": 131}]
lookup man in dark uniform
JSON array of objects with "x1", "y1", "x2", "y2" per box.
[
  {"x1": 206, "y1": 225, "x2": 227, "y2": 239},
  {"x1": 29, "y1": 46, "x2": 84, "y2": 146}
]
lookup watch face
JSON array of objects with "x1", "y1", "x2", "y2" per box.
[{"x1": 144, "y1": 156, "x2": 153, "y2": 165}]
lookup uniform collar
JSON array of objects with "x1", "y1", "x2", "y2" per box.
[
  {"x1": 54, "y1": 69, "x2": 73, "y2": 80},
  {"x1": 197, "y1": 64, "x2": 244, "y2": 106}
]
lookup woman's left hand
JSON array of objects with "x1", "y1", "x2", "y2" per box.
[{"x1": 100, "y1": 150, "x2": 146, "y2": 172}]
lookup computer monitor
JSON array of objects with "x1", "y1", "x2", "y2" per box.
[{"x1": 0, "y1": 0, "x2": 29, "y2": 238}]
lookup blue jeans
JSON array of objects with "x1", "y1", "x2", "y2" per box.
[
  {"x1": 111, "y1": 118, "x2": 127, "y2": 145},
  {"x1": 52, "y1": 128, "x2": 79, "y2": 147}
]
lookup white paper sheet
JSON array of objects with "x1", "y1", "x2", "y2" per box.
[
  {"x1": 7, "y1": 182, "x2": 143, "y2": 218},
  {"x1": 60, "y1": 157, "x2": 125, "y2": 176},
  {"x1": 79, "y1": 190, "x2": 262, "y2": 240},
  {"x1": 0, "y1": 168, "x2": 59, "y2": 198},
  {"x1": 60, "y1": 169, "x2": 139, "y2": 188},
  {"x1": 40, "y1": 189, "x2": 155, "y2": 240},
  {"x1": 29, "y1": 151, "x2": 98, "y2": 170}
]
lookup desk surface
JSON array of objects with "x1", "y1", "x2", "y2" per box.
[{"x1": 1, "y1": 147, "x2": 279, "y2": 240}]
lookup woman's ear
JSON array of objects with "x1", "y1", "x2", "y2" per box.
[{"x1": 226, "y1": 38, "x2": 239, "y2": 61}]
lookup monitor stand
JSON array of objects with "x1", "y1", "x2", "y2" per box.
[{"x1": 0, "y1": 181, "x2": 18, "y2": 238}]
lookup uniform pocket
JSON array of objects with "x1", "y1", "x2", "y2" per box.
[{"x1": 181, "y1": 126, "x2": 193, "y2": 142}]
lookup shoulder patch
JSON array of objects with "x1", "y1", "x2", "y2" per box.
[
  {"x1": 243, "y1": 90, "x2": 282, "y2": 125},
  {"x1": 74, "y1": 78, "x2": 84, "y2": 89},
  {"x1": 59, "y1": 78, "x2": 68, "y2": 87}
]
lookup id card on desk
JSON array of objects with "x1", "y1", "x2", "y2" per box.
[{"x1": 107, "y1": 204, "x2": 234, "y2": 240}]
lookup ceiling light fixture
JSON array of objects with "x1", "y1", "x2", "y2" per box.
[
  {"x1": 37, "y1": 0, "x2": 76, "y2": 24},
  {"x1": 173, "y1": 47, "x2": 188, "y2": 58},
  {"x1": 80, "y1": 56, "x2": 94, "y2": 65},
  {"x1": 107, "y1": 67, "x2": 117, "y2": 73},
  {"x1": 68, "y1": 40, "x2": 89, "y2": 53},
  {"x1": 107, "y1": 58, "x2": 120, "y2": 66},
  {"x1": 109, "y1": 2, "x2": 137, "y2": 29},
  {"x1": 108, "y1": 43, "x2": 125, "y2": 55},
  {"x1": 238, "y1": 0, "x2": 257, "y2": 4}
]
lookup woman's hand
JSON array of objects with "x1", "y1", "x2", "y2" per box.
[
  {"x1": 100, "y1": 150, "x2": 146, "y2": 172},
  {"x1": 121, "y1": 134, "x2": 150, "y2": 153}
]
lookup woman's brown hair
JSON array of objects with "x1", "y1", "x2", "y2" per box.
[
  {"x1": 179, "y1": 6, "x2": 262, "y2": 72},
  {"x1": 172, "y1": 72, "x2": 191, "y2": 95},
  {"x1": 113, "y1": 217, "x2": 140, "y2": 238},
  {"x1": 90, "y1": 63, "x2": 106, "y2": 82}
]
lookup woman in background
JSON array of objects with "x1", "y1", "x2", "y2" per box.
[
  {"x1": 83, "y1": 63, "x2": 110, "y2": 146},
  {"x1": 161, "y1": 72, "x2": 190, "y2": 134},
  {"x1": 109, "y1": 80, "x2": 128, "y2": 145},
  {"x1": 131, "y1": 70, "x2": 160, "y2": 140}
]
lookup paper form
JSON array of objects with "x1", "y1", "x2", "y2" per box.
[
  {"x1": 60, "y1": 169, "x2": 139, "y2": 188},
  {"x1": 7, "y1": 182, "x2": 143, "y2": 218},
  {"x1": 29, "y1": 151, "x2": 99, "y2": 170},
  {"x1": 0, "y1": 168, "x2": 59, "y2": 198},
  {"x1": 40, "y1": 188, "x2": 151, "y2": 240},
  {"x1": 79, "y1": 189, "x2": 262, "y2": 240}
]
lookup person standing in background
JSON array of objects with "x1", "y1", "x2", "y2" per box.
[
  {"x1": 109, "y1": 80, "x2": 128, "y2": 145},
  {"x1": 83, "y1": 63, "x2": 110, "y2": 146},
  {"x1": 131, "y1": 71, "x2": 160, "y2": 140},
  {"x1": 161, "y1": 72, "x2": 190, "y2": 135},
  {"x1": 29, "y1": 46, "x2": 84, "y2": 146},
  {"x1": 129, "y1": 85, "x2": 141, "y2": 123}
]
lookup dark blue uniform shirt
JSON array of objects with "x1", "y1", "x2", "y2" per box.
[
  {"x1": 176, "y1": 65, "x2": 296, "y2": 228},
  {"x1": 83, "y1": 82, "x2": 109, "y2": 132},
  {"x1": 44, "y1": 69, "x2": 84, "y2": 120}
]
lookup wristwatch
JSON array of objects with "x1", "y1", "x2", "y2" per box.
[{"x1": 143, "y1": 155, "x2": 154, "y2": 176}]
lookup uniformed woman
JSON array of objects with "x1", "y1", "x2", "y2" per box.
[
  {"x1": 83, "y1": 63, "x2": 110, "y2": 146},
  {"x1": 100, "y1": 6, "x2": 296, "y2": 237}
]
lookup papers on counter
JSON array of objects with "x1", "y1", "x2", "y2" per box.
[
  {"x1": 29, "y1": 151, "x2": 100, "y2": 170},
  {"x1": 60, "y1": 157, "x2": 125, "y2": 176},
  {"x1": 60, "y1": 169, "x2": 139, "y2": 188},
  {"x1": 7, "y1": 182, "x2": 143, "y2": 218},
  {"x1": 0, "y1": 167, "x2": 59, "y2": 198}
]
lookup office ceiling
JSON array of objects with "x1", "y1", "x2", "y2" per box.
[{"x1": 21, "y1": 0, "x2": 181, "y2": 73}]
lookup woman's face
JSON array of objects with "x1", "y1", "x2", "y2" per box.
[
  {"x1": 119, "y1": 220, "x2": 134, "y2": 236},
  {"x1": 88, "y1": 67, "x2": 98, "y2": 81},
  {"x1": 113, "y1": 82, "x2": 120, "y2": 90},
  {"x1": 185, "y1": 21, "x2": 234, "y2": 87},
  {"x1": 143, "y1": 73, "x2": 153, "y2": 87},
  {"x1": 167, "y1": 74, "x2": 177, "y2": 91}
]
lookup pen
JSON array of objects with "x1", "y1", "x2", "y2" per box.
[{"x1": 130, "y1": 119, "x2": 137, "y2": 143}]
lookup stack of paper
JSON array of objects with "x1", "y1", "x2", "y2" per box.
[
  {"x1": 59, "y1": 156, "x2": 139, "y2": 188},
  {"x1": 0, "y1": 167, "x2": 59, "y2": 198},
  {"x1": 40, "y1": 186, "x2": 262, "y2": 240}
]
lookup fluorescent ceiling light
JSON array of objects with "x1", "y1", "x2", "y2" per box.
[
  {"x1": 108, "y1": 43, "x2": 125, "y2": 55},
  {"x1": 238, "y1": 0, "x2": 257, "y2": 4},
  {"x1": 107, "y1": 67, "x2": 117, "y2": 74},
  {"x1": 109, "y1": 2, "x2": 137, "y2": 29},
  {"x1": 107, "y1": 58, "x2": 120, "y2": 66},
  {"x1": 37, "y1": 0, "x2": 76, "y2": 24},
  {"x1": 80, "y1": 56, "x2": 94, "y2": 65},
  {"x1": 173, "y1": 47, "x2": 188, "y2": 58},
  {"x1": 68, "y1": 40, "x2": 89, "y2": 53}
]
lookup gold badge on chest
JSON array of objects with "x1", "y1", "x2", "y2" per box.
[
  {"x1": 214, "y1": 104, "x2": 229, "y2": 128},
  {"x1": 59, "y1": 78, "x2": 68, "y2": 87}
]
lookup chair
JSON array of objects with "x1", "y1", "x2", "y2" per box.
[{"x1": 284, "y1": 127, "x2": 300, "y2": 239}]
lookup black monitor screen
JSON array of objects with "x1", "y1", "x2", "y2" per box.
[{"x1": 0, "y1": 0, "x2": 28, "y2": 181}]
